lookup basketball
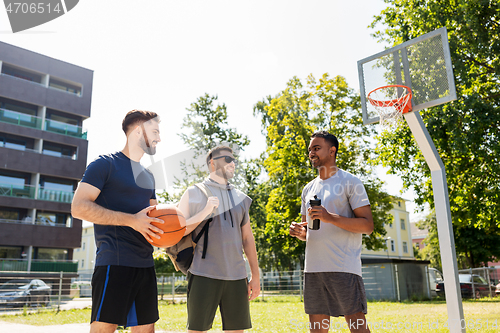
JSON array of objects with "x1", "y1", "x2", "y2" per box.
[{"x1": 147, "y1": 204, "x2": 186, "y2": 248}]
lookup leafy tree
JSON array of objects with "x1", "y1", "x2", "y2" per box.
[
  {"x1": 168, "y1": 93, "x2": 250, "y2": 199},
  {"x1": 153, "y1": 249, "x2": 176, "y2": 273},
  {"x1": 371, "y1": 0, "x2": 500, "y2": 267},
  {"x1": 253, "y1": 74, "x2": 393, "y2": 270}
]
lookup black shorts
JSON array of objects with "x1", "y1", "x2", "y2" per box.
[
  {"x1": 91, "y1": 265, "x2": 159, "y2": 327},
  {"x1": 187, "y1": 274, "x2": 251, "y2": 331}
]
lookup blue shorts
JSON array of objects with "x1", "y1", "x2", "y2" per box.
[{"x1": 91, "y1": 265, "x2": 159, "y2": 327}]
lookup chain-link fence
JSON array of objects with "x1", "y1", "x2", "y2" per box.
[
  {"x1": 457, "y1": 266, "x2": 499, "y2": 299},
  {"x1": 2, "y1": 266, "x2": 497, "y2": 313}
]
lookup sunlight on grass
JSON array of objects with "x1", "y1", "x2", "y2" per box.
[{"x1": 0, "y1": 297, "x2": 499, "y2": 332}]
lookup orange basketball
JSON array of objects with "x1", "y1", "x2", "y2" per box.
[{"x1": 147, "y1": 204, "x2": 186, "y2": 248}]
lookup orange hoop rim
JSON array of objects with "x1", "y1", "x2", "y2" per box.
[{"x1": 367, "y1": 84, "x2": 413, "y2": 114}]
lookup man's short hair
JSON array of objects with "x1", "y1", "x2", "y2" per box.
[
  {"x1": 206, "y1": 146, "x2": 233, "y2": 168},
  {"x1": 311, "y1": 131, "x2": 339, "y2": 158},
  {"x1": 122, "y1": 110, "x2": 159, "y2": 135}
]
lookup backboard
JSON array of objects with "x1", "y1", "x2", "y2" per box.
[{"x1": 358, "y1": 27, "x2": 457, "y2": 125}]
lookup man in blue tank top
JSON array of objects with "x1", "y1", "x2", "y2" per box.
[{"x1": 72, "y1": 110, "x2": 163, "y2": 333}]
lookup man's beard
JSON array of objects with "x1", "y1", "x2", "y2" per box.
[
  {"x1": 216, "y1": 166, "x2": 234, "y2": 180},
  {"x1": 139, "y1": 136, "x2": 156, "y2": 155}
]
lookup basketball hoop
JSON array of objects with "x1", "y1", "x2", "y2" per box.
[{"x1": 367, "y1": 85, "x2": 412, "y2": 129}]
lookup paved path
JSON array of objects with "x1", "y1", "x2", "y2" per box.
[
  {"x1": 0, "y1": 321, "x2": 180, "y2": 333},
  {"x1": 0, "y1": 298, "x2": 181, "y2": 332}
]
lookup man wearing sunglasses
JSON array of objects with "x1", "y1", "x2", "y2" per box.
[{"x1": 177, "y1": 146, "x2": 260, "y2": 333}]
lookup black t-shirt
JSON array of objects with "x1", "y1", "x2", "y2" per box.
[{"x1": 81, "y1": 151, "x2": 156, "y2": 267}]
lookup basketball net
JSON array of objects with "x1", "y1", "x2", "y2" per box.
[{"x1": 367, "y1": 85, "x2": 412, "y2": 129}]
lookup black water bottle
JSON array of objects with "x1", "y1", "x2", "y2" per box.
[{"x1": 309, "y1": 195, "x2": 321, "y2": 230}]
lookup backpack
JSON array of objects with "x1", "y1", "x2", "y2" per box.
[{"x1": 165, "y1": 183, "x2": 216, "y2": 274}]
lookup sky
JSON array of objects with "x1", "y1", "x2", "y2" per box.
[{"x1": 0, "y1": 0, "x2": 426, "y2": 221}]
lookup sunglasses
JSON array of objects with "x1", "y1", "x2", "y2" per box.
[{"x1": 213, "y1": 155, "x2": 238, "y2": 164}]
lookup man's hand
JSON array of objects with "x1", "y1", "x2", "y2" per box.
[
  {"x1": 205, "y1": 196, "x2": 219, "y2": 211},
  {"x1": 308, "y1": 205, "x2": 338, "y2": 223},
  {"x1": 130, "y1": 206, "x2": 164, "y2": 243},
  {"x1": 289, "y1": 222, "x2": 308, "y2": 241},
  {"x1": 247, "y1": 277, "x2": 261, "y2": 301}
]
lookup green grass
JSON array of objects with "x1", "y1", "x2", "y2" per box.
[{"x1": 1, "y1": 297, "x2": 499, "y2": 332}]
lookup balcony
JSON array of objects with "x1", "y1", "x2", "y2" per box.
[
  {"x1": 0, "y1": 259, "x2": 78, "y2": 273},
  {"x1": 44, "y1": 119, "x2": 87, "y2": 139},
  {"x1": 0, "y1": 184, "x2": 74, "y2": 203},
  {"x1": 0, "y1": 108, "x2": 42, "y2": 129},
  {"x1": 0, "y1": 183, "x2": 36, "y2": 199},
  {"x1": 0, "y1": 217, "x2": 70, "y2": 227},
  {"x1": 38, "y1": 187, "x2": 74, "y2": 203}
]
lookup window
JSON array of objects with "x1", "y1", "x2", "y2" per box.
[
  {"x1": 39, "y1": 176, "x2": 75, "y2": 192},
  {"x1": 49, "y1": 77, "x2": 82, "y2": 95},
  {"x1": 390, "y1": 240, "x2": 395, "y2": 252},
  {"x1": 403, "y1": 241, "x2": 408, "y2": 253},
  {"x1": 415, "y1": 242, "x2": 420, "y2": 249},
  {"x1": 81, "y1": 259, "x2": 84, "y2": 268},
  {"x1": 42, "y1": 141, "x2": 77, "y2": 159},
  {"x1": 0, "y1": 133, "x2": 35, "y2": 151},
  {"x1": 401, "y1": 218, "x2": 406, "y2": 230},
  {"x1": 1, "y1": 63, "x2": 42, "y2": 83},
  {"x1": 82, "y1": 242, "x2": 85, "y2": 250},
  {"x1": 0, "y1": 246, "x2": 23, "y2": 259},
  {"x1": 398, "y1": 201, "x2": 401, "y2": 207},
  {"x1": 36, "y1": 211, "x2": 71, "y2": 226},
  {"x1": 34, "y1": 248, "x2": 68, "y2": 260}
]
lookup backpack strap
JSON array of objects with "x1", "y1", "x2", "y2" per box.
[{"x1": 193, "y1": 183, "x2": 216, "y2": 259}]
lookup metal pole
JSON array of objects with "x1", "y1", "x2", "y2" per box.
[
  {"x1": 58, "y1": 271, "x2": 63, "y2": 312},
  {"x1": 404, "y1": 111, "x2": 465, "y2": 332},
  {"x1": 171, "y1": 272, "x2": 175, "y2": 302},
  {"x1": 425, "y1": 266, "x2": 431, "y2": 300},
  {"x1": 395, "y1": 264, "x2": 401, "y2": 302},
  {"x1": 261, "y1": 274, "x2": 264, "y2": 301},
  {"x1": 486, "y1": 268, "x2": 492, "y2": 298},
  {"x1": 299, "y1": 270, "x2": 303, "y2": 302},
  {"x1": 161, "y1": 275, "x2": 164, "y2": 301},
  {"x1": 470, "y1": 268, "x2": 475, "y2": 299}
]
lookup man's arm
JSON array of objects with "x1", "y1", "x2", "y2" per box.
[
  {"x1": 242, "y1": 221, "x2": 260, "y2": 301},
  {"x1": 71, "y1": 182, "x2": 164, "y2": 243},
  {"x1": 308, "y1": 204, "x2": 374, "y2": 234},
  {"x1": 177, "y1": 189, "x2": 219, "y2": 236}
]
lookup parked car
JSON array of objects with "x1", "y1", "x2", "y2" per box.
[
  {"x1": 436, "y1": 274, "x2": 495, "y2": 299},
  {"x1": 0, "y1": 279, "x2": 51, "y2": 307},
  {"x1": 496, "y1": 282, "x2": 500, "y2": 297},
  {"x1": 428, "y1": 268, "x2": 444, "y2": 297}
]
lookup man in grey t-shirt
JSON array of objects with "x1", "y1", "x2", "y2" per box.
[
  {"x1": 289, "y1": 131, "x2": 374, "y2": 333},
  {"x1": 177, "y1": 146, "x2": 260, "y2": 332}
]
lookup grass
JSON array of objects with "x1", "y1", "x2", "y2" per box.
[{"x1": 1, "y1": 297, "x2": 499, "y2": 332}]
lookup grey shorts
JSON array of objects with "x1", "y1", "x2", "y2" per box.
[{"x1": 304, "y1": 272, "x2": 367, "y2": 317}]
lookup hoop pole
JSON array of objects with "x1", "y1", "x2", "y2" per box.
[{"x1": 404, "y1": 111, "x2": 465, "y2": 333}]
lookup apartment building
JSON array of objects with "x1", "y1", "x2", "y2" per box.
[
  {"x1": 0, "y1": 41, "x2": 93, "y2": 279},
  {"x1": 362, "y1": 197, "x2": 413, "y2": 259}
]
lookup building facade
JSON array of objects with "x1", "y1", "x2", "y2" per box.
[
  {"x1": 0, "y1": 41, "x2": 93, "y2": 277},
  {"x1": 362, "y1": 197, "x2": 413, "y2": 259}
]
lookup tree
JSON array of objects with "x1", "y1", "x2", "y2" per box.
[
  {"x1": 170, "y1": 93, "x2": 250, "y2": 198},
  {"x1": 253, "y1": 74, "x2": 393, "y2": 270},
  {"x1": 371, "y1": 0, "x2": 500, "y2": 267}
]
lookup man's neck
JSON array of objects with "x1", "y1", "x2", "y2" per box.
[
  {"x1": 317, "y1": 163, "x2": 339, "y2": 180},
  {"x1": 209, "y1": 173, "x2": 228, "y2": 185},
  {"x1": 122, "y1": 144, "x2": 144, "y2": 162}
]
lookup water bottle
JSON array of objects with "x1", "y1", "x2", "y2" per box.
[{"x1": 309, "y1": 195, "x2": 321, "y2": 230}]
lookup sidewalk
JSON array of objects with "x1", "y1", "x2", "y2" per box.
[
  {"x1": 0, "y1": 321, "x2": 180, "y2": 333},
  {"x1": 0, "y1": 298, "x2": 180, "y2": 333},
  {"x1": 0, "y1": 321, "x2": 91, "y2": 333}
]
